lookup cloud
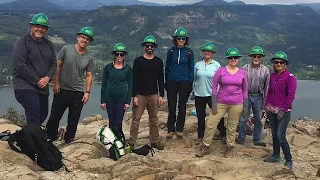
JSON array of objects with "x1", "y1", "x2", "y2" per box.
[{"x1": 139, "y1": 0, "x2": 320, "y2": 5}]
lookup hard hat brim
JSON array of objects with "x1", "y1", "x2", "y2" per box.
[
  {"x1": 30, "y1": 22, "x2": 50, "y2": 28},
  {"x1": 249, "y1": 54, "x2": 265, "y2": 57}
]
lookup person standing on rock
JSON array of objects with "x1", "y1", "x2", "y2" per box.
[
  {"x1": 236, "y1": 46, "x2": 270, "y2": 146},
  {"x1": 264, "y1": 51, "x2": 297, "y2": 169},
  {"x1": 196, "y1": 47, "x2": 248, "y2": 158},
  {"x1": 192, "y1": 42, "x2": 226, "y2": 145},
  {"x1": 165, "y1": 27, "x2": 194, "y2": 139},
  {"x1": 128, "y1": 35, "x2": 165, "y2": 150},
  {"x1": 46, "y1": 27, "x2": 94, "y2": 144},
  {"x1": 100, "y1": 43, "x2": 133, "y2": 130},
  {"x1": 12, "y1": 13, "x2": 56, "y2": 125}
]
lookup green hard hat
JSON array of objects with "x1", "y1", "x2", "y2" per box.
[
  {"x1": 30, "y1": 13, "x2": 50, "y2": 27},
  {"x1": 201, "y1": 42, "x2": 216, "y2": 52},
  {"x1": 77, "y1": 27, "x2": 94, "y2": 41},
  {"x1": 173, "y1": 27, "x2": 188, "y2": 37},
  {"x1": 249, "y1": 46, "x2": 265, "y2": 56},
  {"x1": 112, "y1": 43, "x2": 127, "y2": 54},
  {"x1": 226, "y1": 47, "x2": 242, "y2": 58},
  {"x1": 271, "y1": 51, "x2": 288, "y2": 64},
  {"x1": 141, "y1": 35, "x2": 158, "y2": 47}
]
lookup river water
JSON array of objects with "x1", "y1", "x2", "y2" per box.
[{"x1": 0, "y1": 80, "x2": 319, "y2": 125}]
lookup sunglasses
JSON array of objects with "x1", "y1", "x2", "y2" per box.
[
  {"x1": 252, "y1": 55, "x2": 262, "y2": 58},
  {"x1": 78, "y1": 35, "x2": 91, "y2": 41},
  {"x1": 273, "y1": 61, "x2": 285, "y2": 65},
  {"x1": 227, "y1": 57, "x2": 239, "y2": 60},
  {"x1": 176, "y1": 37, "x2": 186, "y2": 41},
  {"x1": 144, "y1": 44, "x2": 155, "y2": 48},
  {"x1": 114, "y1": 53, "x2": 125, "y2": 57}
]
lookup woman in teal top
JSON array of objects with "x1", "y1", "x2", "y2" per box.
[
  {"x1": 193, "y1": 42, "x2": 226, "y2": 144},
  {"x1": 100, "y1": 43, "x2": 133, "y2": 130}
]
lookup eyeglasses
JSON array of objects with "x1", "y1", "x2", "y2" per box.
[
  {"x1": 114, "y1": 53, "x2": 125, "y2": 57},
  {"x1": 176, "y1": 37, "x2": 186, "y2": 41},
  {"x1": 252, "y1": 55, "x2": 262, "y2": 58},
  {"x1": 78, "y1": 35, "x2": 91, "y2": 41},
  {"x1": 203, "y1": 50, "x2": 213, "y2": 53},
  {"x1": 273, "y1": 61, "x2": 285, "y2": 65},
  {"x1": 227, "y1": 57, "x2": 239, "y2": 60},
  {"x1": 144, "y1": 44, "x2": 155, "y2": 48}
]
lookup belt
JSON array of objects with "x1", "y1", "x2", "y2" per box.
[{"x1": 249, "y1": 93, "x2": 262, "y2": 96}]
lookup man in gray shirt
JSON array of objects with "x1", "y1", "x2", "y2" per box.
[
  {"x1": 236, "y1": 46, "x2": 270, "y2": 146},
  {"x1": 46, "y1": 27, "x2": 94, "y2": 144},
  {"x1": 12, "y1": 13, "x2": 56, "y2": 125}
]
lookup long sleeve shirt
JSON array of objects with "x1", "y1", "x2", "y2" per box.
[
  {"x1": 12, "y1": 34, "x2": 57, "y2": 94},
  {"x1": 100, "y1": 63, "x2": 133, "y2": 104},
  {"x1": 212, "y1": 67, "x2": 248, "y2": 105},
  {"x1": 132, "y1": 56, "x2": 164, "y2": 97},
  {"x1": 265, "y1": 69, "x2": 297, "y2": 112},
  {"x1": 165, "y1": 46, "x2": 194, "y2": 82},
  {"x1": 243, "y1": 64, "x2": 270, "y2": 103},
  {"x1": 193, "y1": 59, "x2": 221, "y2": 97}
]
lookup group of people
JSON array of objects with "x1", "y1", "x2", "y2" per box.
[{"x1": 13, "y1": 13, "x2": 297, "y2": 169}]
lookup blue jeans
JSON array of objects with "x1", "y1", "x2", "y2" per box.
[
  {"x1": 238, "y1": 95, "x2": 263, "y2": 143},
  {"x1": 268, "y1": 111, "x2": 292, "y2": 162},
  {"x1": 14, "y1": 89, "x2": 49, "y2": 125}
]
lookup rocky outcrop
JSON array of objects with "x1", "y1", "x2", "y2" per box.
[{"x1": 0, "y1": 107, "x2": 319, "y2": 179}]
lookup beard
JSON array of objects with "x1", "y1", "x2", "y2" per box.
[{"x1": 145, "y1": 48, "x2": 154, "y2": 54}]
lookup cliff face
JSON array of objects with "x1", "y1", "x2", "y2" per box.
[{"x1": 0, "y1": 105, "x2": 320, "y2": 179}]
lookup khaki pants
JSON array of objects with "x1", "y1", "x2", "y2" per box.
[
  {"x1": 129, "y1": 94, "x2": 160, "y2": 144},
  {"x1": 203, "y1": 103, "x2": 243, "y2": 147}
]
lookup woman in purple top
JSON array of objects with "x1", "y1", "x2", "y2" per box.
[
  {"x1": 264, "y1": 51, "x2": 297, "y2": 169},
  {"x1": 196, "y1": 47, "x2": 248, "y2": 158}
]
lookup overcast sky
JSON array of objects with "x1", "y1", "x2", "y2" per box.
[{"x1": 140, "y1": 0, "x2": 320, "y2": 5}]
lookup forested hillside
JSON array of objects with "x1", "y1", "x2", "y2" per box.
[{"x1": 1, "y1": 4, "x2": 320, "y2": 85}]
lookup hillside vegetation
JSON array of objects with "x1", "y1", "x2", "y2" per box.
[{"x1": 1, "y1": 4, "x2": 320, "y2": 85}]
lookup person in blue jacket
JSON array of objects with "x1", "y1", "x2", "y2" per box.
[{"x1": 165, "y1": 27, "x2": 194, "y2": 139}]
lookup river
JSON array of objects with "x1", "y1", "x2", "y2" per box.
[{"x1": 0, "y1": 80, "x2": 319, "y2": 125}]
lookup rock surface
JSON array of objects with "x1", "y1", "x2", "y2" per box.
[{"x1": 0, "y1": 104, "x2": 320, "y2": 180}]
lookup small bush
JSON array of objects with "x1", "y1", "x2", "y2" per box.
[{"x1": 0, "y1": 107, "x2": 26, "y2": 127}]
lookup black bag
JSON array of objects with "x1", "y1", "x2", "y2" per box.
[
  {"x1": 8, "y1": 125, "x2": 64, "y2": 171},
  {"x1": 0, "y1": 130, "x2": 11, "y2": 141},
  {"x1": 132, "y1": 144, "x2": 155, "y2": 157}
]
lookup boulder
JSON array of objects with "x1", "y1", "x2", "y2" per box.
[
  {"x1": 172, "y1": 174, "x2": 196, "y2": 180},
  {"x1": 0, "y1": 123, "x2": 21, "y2": 133},
  {"x1": 0, "y1": 165, "x2": 42, "y2": 180},
  {"x1": 77, "y1": 157, "x2": 116, "y2": 174}
]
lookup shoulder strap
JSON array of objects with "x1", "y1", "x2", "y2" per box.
[
  {"x1": 167, "y1": 47, "x2": 174, "y2": 69},
  {"x1": 185, "y1": 47, "x2": 192, "y2": 71}
]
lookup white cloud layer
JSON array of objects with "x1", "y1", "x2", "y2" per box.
[{"x1": 139, "y1": 0, "x2": 320, "y2": 5}]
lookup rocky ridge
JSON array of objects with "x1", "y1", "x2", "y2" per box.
[{"x1": 0, "y1": 105, "x2": 320, "y2": 180}]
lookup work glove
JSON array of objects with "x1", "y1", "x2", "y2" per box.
[{"x1": 277, "y1": 110, "x2": 285, "y2": 121}]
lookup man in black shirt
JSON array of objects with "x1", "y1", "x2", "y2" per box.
[
  {"x1": 12, "y1": 13, "x2": 56, "y2": 125},
  {"x1": 128, "y1": 35, "x2": 165, "y2": 150}
]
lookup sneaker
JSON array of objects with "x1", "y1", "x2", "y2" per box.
[
  {"x1": 176, "y1": 132, "x2": 183, "y2": 139},
  {"x1": 64, "y1": 138, "x2": 74, "y2": 144},
  {"x1": 284, "y1": 160, "x2": 293, "y2": 169},
  {"x1": 264, "y1": 155, "x2": 280, "y2": 163},
  {"x1": 235, "y1": 138, "x2": 244, "y2": 145},
  {"x1": 220, "y1": 136, "x2": 226, "y2": 144},
  {"x1": 151, "y1": 141, "x2": 165, "y2": 150},
  {"x1": 166, "y1": 132, "x2": 174, "y2": 139},
  {"x1": 195, "y1": 138, "x2": 203, "y2": 145},
  {"x1": 195, "y1": 144, "x2": 210, "y2": 157},
  {"x1": 254, "y1": 141, "x2": 266, "y2": 147},
  {"x1": 224, "y1": 146, "x2": 234, "y2": 158}
]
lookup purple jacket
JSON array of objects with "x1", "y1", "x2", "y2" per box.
[{"x1": 264, "y1": 69, "x2": 297, "y2": 112}]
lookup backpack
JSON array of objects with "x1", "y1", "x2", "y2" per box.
[
  {"x1": 7, "y1": 125, "x2": 64, "y2": 171},
  {"x1": 96, "y1": 126, "x2": 126, "y2": 161},
  {"x1": 132, "y1": 144, "x2": 155, "y2": 157},
  {"x1": 167, "y1": 47, "x2": 193, "y2": 72},
  {"x1": 0, "y1": 130, "x2": 11, "y2": 141}
]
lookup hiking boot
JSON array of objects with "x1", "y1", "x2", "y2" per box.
[
  {"x1": 264, "y1": 155, "x2": 280, "y2": 163},
  {"x1": 224, "y1": 146, "x2": 234, "y2": 158},
  {"x1": 151, "y1": 141, "x2": 165, "y2": 150},
  {"x1": 195, "y1": 138, "x2": 203, "y2": 145},
  {"x1": 254, "y1": 141, "x2": 266, "y2": 147},
  {"x1": 220, "y1": 136, "x2": 226, "y2": 144},
  {"x1": 284, "y1": 160, "x2": 293, "y2": 169},
  {"x1": 235, "y1": 137, "x2": 244, "y2": 145},
  {"x1": 176, "y1": 132, "x2": 183, "y2": 139},
  {"x1": 166, "y1": 132, "x2": 174, "y2": 139},
  {"x1": 64, "y1": 138, "x2": 74, "y2": 145},
  {"x1": 196, "y1": 144, "x2": 210, "y2": 157}
]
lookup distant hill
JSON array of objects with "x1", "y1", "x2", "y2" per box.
[
  {"x1": 192, "y1": 0, "x2": 229, "y2": 6},
  {"x1": 299, "y1": 3, "x2": 320, "y2": 14},
  {"x1": 230, "y1": 1, "x2": 246, "y2": 5},
  {"x1": 0, "y1": 0, "x2": 63, "y2": 11}
]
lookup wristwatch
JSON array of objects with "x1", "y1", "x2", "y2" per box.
[{"x1": 86, "y1": 91, "x2": 90, "y2": 94}]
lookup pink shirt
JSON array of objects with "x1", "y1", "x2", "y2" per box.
[{"x1": 212, "y1": 67, "x2": 248, "y2": 105}]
